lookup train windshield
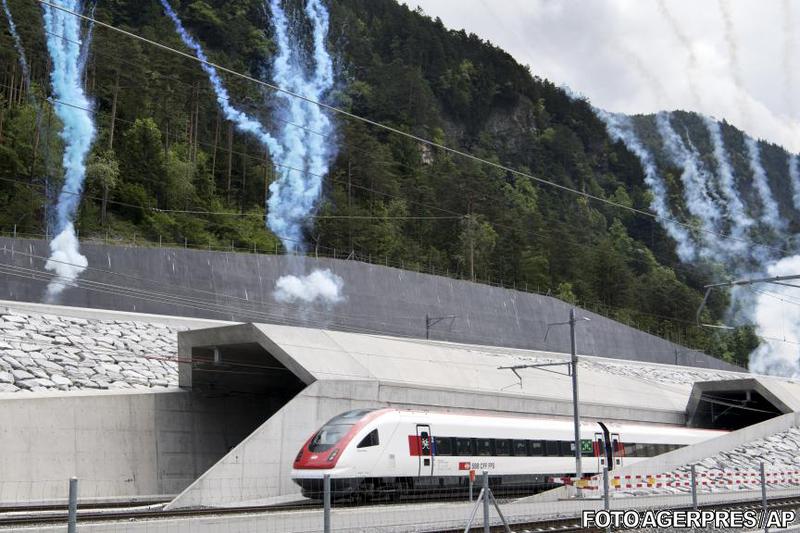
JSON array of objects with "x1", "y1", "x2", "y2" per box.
[{"x1": 308, "y1": 409, "x2": 376, "y2": 452}]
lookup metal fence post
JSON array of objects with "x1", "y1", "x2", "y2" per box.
[
  {"x1": 67, "y1": 477, "x2": 78, "y2": 533},
  {"x1": 690, "y1": 464, "x2": 698, "y2": 510},
  {"x1": 761, "y1": 462, "x2": 768, "y2": 533},
  {"x1": 469, "y1": 472, "x2": 473, "y2": 502},
  {"x1": 483, "y1": 471, "x2": 490, "y2": 533},
  {"x1": 323, "y1": 474, "x2": 331, "y2": 533},
  {"x1": 12, "y1": 224, "x2": 16, "y2": 238},
  {"x1": 603, "y1": 466, "x2": 611, "y2": 533}
]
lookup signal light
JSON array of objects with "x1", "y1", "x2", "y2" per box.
[{"x1": 327, "y1": 448, "x2": 340, "y2": 462}]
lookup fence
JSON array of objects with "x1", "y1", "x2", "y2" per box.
[{"x1": 2, "y1": 462, "x2": 799, "y2": 532}]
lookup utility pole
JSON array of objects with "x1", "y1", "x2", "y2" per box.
[
  {"x1": 498, "y1": 308, "x2": 590, "y2": 484},
  {"x1": 569, "y1": 308, "x2": 582, "y2": 481}
]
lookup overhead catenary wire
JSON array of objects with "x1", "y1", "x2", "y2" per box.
[
  {"x1": 0, "y1": 242, "x2": 745, "y2": 354},
  {"x1": 2, "y1": 52, "x2": 765, "y2": 286},
  {"x1": 33, "y1": 0, "x2": 793, "y2": 256}
]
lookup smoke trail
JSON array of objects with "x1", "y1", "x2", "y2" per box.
[
  {"x1": 718, "y1": 0, "x2": 752, "y2": 129},
  {"x1": 702, "y1": 116, "x2": 754, "y2": 257},
  {"x1": 2, "y1": 0, "x2": 29, "y2": 85},
  {"x1": 274, "y1": 268, "x2": 344, "y2": 305},
  {"x1": 788, "y1": 154, "x2": 800, "y2": 212},
  {"x1": 41, "y1": 0, "x2": 96, "y2": 301},
  {"x1": 160, "y1": 0, "x2": 283, "y2": 159},
  {"x1": 655, "y1": 0, "x2": 701, "y2": 108},
  {"x1": 749, "y1": 255, "x2": 800, "y2": 377},
  {"x1": 77, "y1": 1, "x2": 95, "y2": 76},
  {"x1": 656, "y1": 112, "x2": 723, "y2": 259},
  {"x1": 596, "y1": 109, "x2": 696, "y2": 262},
  {"x1": 266, "y1": 0, "x2": 336, "y2": 253},
  {"x1": 744, "y1": 136, "x2": 786, "y2": 232},
  {"x1": 783, "y1": 0, "x2": 796, "y2": 116}
]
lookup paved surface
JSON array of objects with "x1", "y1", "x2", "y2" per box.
[{"x1": 18, "y1": 487, "x2": 799, "y2": 532}]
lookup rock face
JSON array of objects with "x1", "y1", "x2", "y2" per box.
[{"x1": 0, "y1": 311, "x2": 180, "y2": 392}]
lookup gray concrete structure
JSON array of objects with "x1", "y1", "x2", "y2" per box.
[
  {"x1": 0, "y1": 389, "x2": 270, "y2": 504},
  {"x1": 167, "y1": 322, "x2": 743, "y2": 509},
  {"x1": 686, "y1": 377, "x2": 800, "y2": 428},
  {"x1": 0, "y1": 237, "x2": 739, "y2": 370}
]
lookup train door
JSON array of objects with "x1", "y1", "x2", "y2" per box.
[
  {"x1": 611, "y1": 433, "x2": 623, "y2": 468},
  {"x1": 594, "y1": 432, "x2": 607, "y2": 471},
  {"x1": 416, "y1": 425, "x2": 434, "y2": 476}
]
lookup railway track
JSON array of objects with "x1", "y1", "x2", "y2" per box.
[{"x1": 3, "y1": 494, "x2": 800, "y2": 531}]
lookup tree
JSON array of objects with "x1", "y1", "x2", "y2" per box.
[
  {"x1": 118, "y1": 118, "x2": 166, "y2": 207},
  {"x1": 457, "y1": 214, "x2": 497, "y2": 281},
  {"x1": 86, "y1": 150, "x2": 120, "y2": 226}
]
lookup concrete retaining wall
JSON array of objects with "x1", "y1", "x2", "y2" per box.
[
  {"x1": 0, "y1": 389, "x2": 268, "y2": 503},
  {"x1": 0, "y1": 237, "x2": 738, "y2": 370}
]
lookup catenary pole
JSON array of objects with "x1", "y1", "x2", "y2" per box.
[{"x1": 570, "y1": 308, "x2": 582, "y2": 482}]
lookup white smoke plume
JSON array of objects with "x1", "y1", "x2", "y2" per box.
[
  {"x1": 274, "y1": 269, "x2": 344, "y2": 305},
  {"x1": 703, "y1": 115, "x2": 754, "y2": 257},
  {"x1": 41, "y1": 0, "x2": 96, "y2": 301},
  {"x1": 655, "y1": 0, "x2": 701, "y2": 108},
  {"x1": 744, "y1": 136, "x2": 786, "y2": 232},
  {"x1": 656, "y1": 112, "x2": 723, "y2": 259},
  {"x1": 749, "y1": 255, "x2": 800, "y2": 377},
  {"x1": 788, "y1": 154, "x2": 800, "y2": 212},
  {"x1": 595, "y1": 109, "x2": 697, "y2": 262},
  {"x1": 43, "y1": 223, "x2": 88, "y2": 302},
  {"x1": 267, "y1": 0, "x2": 336, "y2": 253},
  {"x1": 2, "y1": 0, "x2": 29, "y2": 85}
]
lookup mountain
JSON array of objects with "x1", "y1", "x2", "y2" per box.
[{"x1": 3, "y1": 0, "x2": 787, "y2": 366}]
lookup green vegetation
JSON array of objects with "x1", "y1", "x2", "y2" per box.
[{"x1": 0, "y1": 0, "x2": 773, "y2": 365}]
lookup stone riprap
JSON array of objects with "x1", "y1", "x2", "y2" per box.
[
  {"x1": 0, "y1": 310, "x2": 181, "y2": 392},
  {"x1": 0, "y1": 308, "x2": 757, "y2": 394},
  {"x1": 586, "y1": 359, "x2": 741, "y2": 387},
  {"x1": 610, "y1": 427, "x2": 800, "y2": 497}
]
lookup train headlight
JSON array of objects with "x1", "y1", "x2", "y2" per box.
[{"x1": 327, "y1": 448, "x2": 340, "y2": 462}]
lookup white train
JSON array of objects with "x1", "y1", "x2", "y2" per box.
[{"x1": 291, "y1": 408, "x2": 724, "y2": 498}]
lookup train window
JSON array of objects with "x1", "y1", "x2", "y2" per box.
[
  {"x1": 559, "y1": 441, "x2": 574, "y2": 456},
  {"x1": 455, "y1": 438, "x2": 474, "y2": 456},
  {"x1": 476, "y1": 438, "x2": 494, "y2": 456},
  {"x1": 435, "y1": 437, "x2": 453, "y2": 456},
  {"x1": 309, "y1": 423, "x2": 354, "y2": 452},
  {"x1": 544, "y1": 440, "x2": 559, "y2": 456},
  {"x1": 528, "y1": 440, "x2": 544, "y2": 457},
  {"x1": 624, "y1": 442, "x2": 637, "y2": 457},
  {"x1": 495, "y1": 439, "x2": 511, "y2": 456},
  {"x1": 512, "y1": 440, "x2": 528, "y2": 456},
  {"x1": 357, "y1": 429, "x2": 379, "y2": 448}
]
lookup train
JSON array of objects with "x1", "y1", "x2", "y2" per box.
[{"x1": 291, "y1": 408, "x2": 725, "y2": 499}]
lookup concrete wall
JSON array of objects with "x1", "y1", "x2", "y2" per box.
[
  {"x1": 0, "y1": 389, "x2": 268, "y2": 503},
  {"x1": 0, "y1": 237, "x2": 738, "y2": 370}
]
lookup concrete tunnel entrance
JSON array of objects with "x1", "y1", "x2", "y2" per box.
[
  {"x1": 190, "y1": 342, "x2": 306, "y2": 397},
  {"x1": 686, "y1": 379, "x2": 791, "y2": 431}
]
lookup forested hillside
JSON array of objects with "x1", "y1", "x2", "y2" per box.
[{"x1": 1, "y1": 0, "x2": 783, "y2": 365}]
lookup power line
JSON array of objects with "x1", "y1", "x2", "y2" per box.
[{"x1": 35, "y1": 0, "x2": 791, "y2": 256}]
